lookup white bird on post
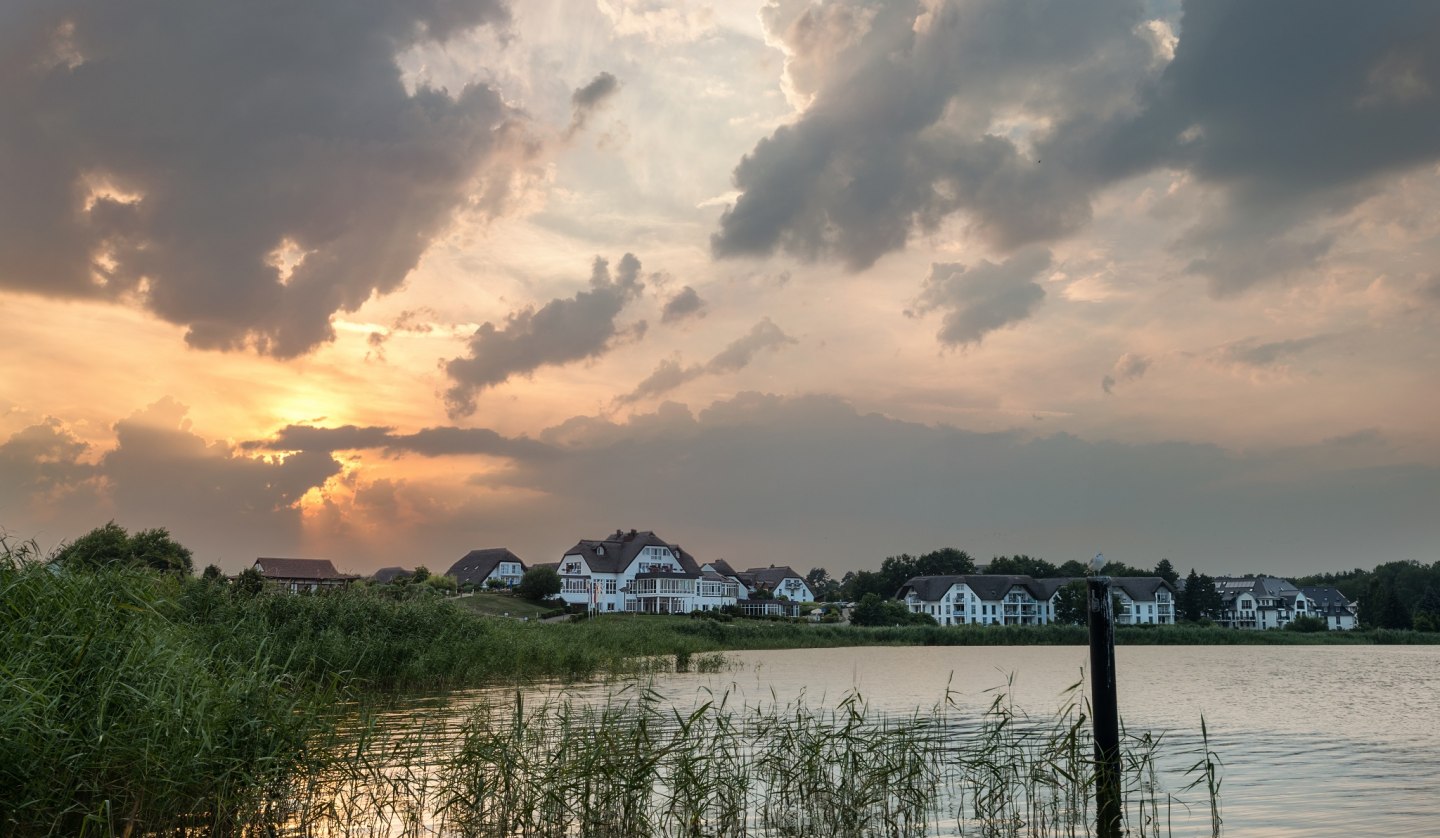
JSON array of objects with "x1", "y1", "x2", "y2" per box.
[{"x1": 1090, "y1": 553, "x2": 1106, "y2": 575}]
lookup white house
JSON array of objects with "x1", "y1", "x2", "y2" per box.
[
  {"x1": 896, "y1": 575, "x2": 1068, "y2": 626},
  {"x1": 446, "y1": 548, "x2": 527, "y2": 589},
  {"x1": 740, "y1": 565, "x2": 815, "y2": 603},
  {"x1": 1110, "y1": 577, "x2": 1177, "y2": 625},
  {"x1": 896, "y1": 574, "x2": 1176, "y2": 626},
  {"x1": 557, "y1": 529, "x2": 738, "y2": 614},
  {"x1": 1215, "y1": 577, "x2": 1313, "y2": 630},
  {"x1": 1299, "y1": 586, "x2": 1359, "y2": 630},
  {"x1": 702, "y1": 559, "x2": 750, "y2": 600}
]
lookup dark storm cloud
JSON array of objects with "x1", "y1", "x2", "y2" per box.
[
  {"x1": 617, "y1": 318, "x2": 794, "y2": 404},
  {"x1": 661, "y1": 286, "x2": 707, "y2": 323},
  {"x1": 1075, "y1": 1, "x2": 1440, "y2": 292},
  {"x1": 444, "y1": 254, "x2": 646, "y2": 416},
  {"x1": 0, "y1": 399, "x2": 342, "y2": 559},
  {"x1": 245, "y1": 423, "x2": 554, "y2": 460},
  {"x1": 501, "y1": 392, "x2": 1440, "y2": 575},
  {"x1": 715, "y1": 0, "x2": 1440, "y2": 293},
  {"x1": 0, "y1": 420, "x2": 98, "y2": 519},
  {"x1": 711, "y1": 0, "x2": 1156, "y2": 269},
  {"x1": 0, "y1": 0, "x2": 521, "y2": 357},
  {"x1": 565, "y1": 71, "x2": 620, "y2": 138},
  {"x1": 910, "y1": 248, "x2": 1050, "y2": 346}
]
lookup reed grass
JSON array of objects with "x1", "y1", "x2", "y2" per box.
[{"x1": 344, "y1": 683, "x2": 1223, "y2": 838}]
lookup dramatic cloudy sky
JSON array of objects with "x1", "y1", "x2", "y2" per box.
[{"x1": 3, "y1": 0, "x2": 1438, "y2": 577}]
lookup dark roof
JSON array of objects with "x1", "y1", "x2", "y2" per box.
[
  {"x1": 446, "y1": 548, "x2": 526, "y2": 584},
  {"x1": 897, "y1": 574, "x2": 1054, "y2": 602},
  {"x1": 561, "y1": 529, "x2": 681, "y2": 574},
  {"x1": 897, "y1": 574, "x2": 1172, "y2": 602},
  {"x1": 1110, "y1": 577, "x2": 1178, "y2": 600},
  {"x1": 675, "y1": 548, "x2": 703, "y2": 575},
  {"x1": 372, "y1": 566, "x2": 411, "y2": 583},
  {"x1": 1300, "y1": 586, "x2": 1357, "y2": 615},
  {"x1": 253, "y1": 557, "x2": 354, "y2": 580},
  {"x1": 744, "y1": 565, "x2": 805, "y2": 588},
  {"x1": 706, "y1": 558, "x2": 740, "y2": 578},
  {"x1": 1215, "y1": 576, "x2": 1299, "y2": 607}
]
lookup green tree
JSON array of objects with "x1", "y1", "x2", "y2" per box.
[
  {"x1": 1056, "y1": 559, "x2": 1090, "y2": 577},
  {"x1": 1053, "y1": 580, "x2": 1087, "y2": 625},
  {"x1": 52, "y1": 522, "x2": 193, "y2": 574},
  {"x1": 516, "y1": 566, "x2": 561, "y2": 602},
  {"x1": 411, "y1": 565, "x2": 431, "y2": 584},
  {"x1": 1153, "y1": 559, "x2": 1179, "y2": 586},
  {"x1": 986, "y1": 555, "x2": 1059, "y2": 578},
  {"x1": 1363, "y1": 577, "x2": 1411, "y2": 629},
  {"x1": 849, "y1": 593, "x2": 935, "y2": 627},
  {"x1": 1284, "y1": 615, "x2": 1327, "y2": 633},
  {"x1": 200, "y1": 564, "x2": 224, "y2": 583},
  {"x1": 841, "y1": 569, "x2": 891, "y2": 601},
  {"x1": 915, "y1": 548, "x2": 976, "y2": 576},
  {"x1": 1413, "y1": 585, "x2": 1440, "y2": 633},
  {"x1": 233, "y1": 566, "x2": 266, "y2": 597}
]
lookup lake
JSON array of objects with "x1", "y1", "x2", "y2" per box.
[
  {"x1": 334, "y1": 644, "x2": 1439, "y2": 837},
  {"x1": 484, "y1": 645, "x2": 1439, "y2": 837}
]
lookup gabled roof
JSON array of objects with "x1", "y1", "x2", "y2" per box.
[
  {"x1": 897, "y1": 574, "x2": 1173, "y2": 603},
  {"x1": 706, "y1": 558, "x2": 740, "y2": 578},
  {"x1": 1216, "y1": 576, "x2": 1298, "y2": 605},
  {"x1": 1300, "y1": 586, "x2": 1356, "y2": 615},
  {"x1": 1110, "y1": 577, "x2": 1177, "y2": 600},
  {"x1": 446, "y1": 548, "x2": 526, "y2": 584},
  {"x1": 897, "y1": 574, "x2": 1058, "y2": 602},
  {"x1": 744, "y1": 565, "x2": 805, "y2": 589},
  {"x1": 253, "y1": 557, "x2": 354, "y2": 580},
  {"x1": 372, "y1": 566, "x2": 411, "y2": 583},
  {"x1": 562, "y1": 529, "x2": 681, "y2": 574}
]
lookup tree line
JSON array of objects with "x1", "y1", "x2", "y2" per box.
[{"x1": 25, "y1": 521, "x2": 1440, "y2": 631}]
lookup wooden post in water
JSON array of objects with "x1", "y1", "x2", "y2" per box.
[{"x1": 1088, "y1": 574, "x2": 1122, "y2": 838}]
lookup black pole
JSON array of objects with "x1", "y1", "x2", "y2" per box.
[{"x1": 1088, "y1": 576, "x2": 1122, "y2": 838}]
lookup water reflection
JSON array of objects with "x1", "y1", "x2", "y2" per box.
[{"x1": 302, "y1": 645, "x2": 1438, "y2": 837}]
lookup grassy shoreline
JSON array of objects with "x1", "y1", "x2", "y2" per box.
[{"x1": 3, "y1": 563, "x2": 1434, "y2": 835}]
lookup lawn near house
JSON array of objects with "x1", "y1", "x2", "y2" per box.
[{"x1": 453, "y1": 591, "x2": 558, "y2": 619}]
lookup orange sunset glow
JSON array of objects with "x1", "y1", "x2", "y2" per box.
[{"x1": 2, "y1": 0, "x2": 1438, "y2": 577}]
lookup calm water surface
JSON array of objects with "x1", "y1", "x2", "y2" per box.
[{"x1": 490, "y1": 645, "x2": 1439, "y2": 837}]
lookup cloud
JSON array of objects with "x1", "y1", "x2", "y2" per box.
[
  {"x1": 0, "y1": 0, "x2": 526, "y2": 358},
  {"x1": 489, "y1": 392, "x2": 1440, "y2": 576},
  {"x1": 713, "y1": 0, "x2": 1440, "y2": 295},
  {"x1": 444, "y1": 253, "x2": 647, "y2": 416},
  {"x1": 617, "y1": 319, "x2": 795, "y2": 404},
  {"x1": 711, "y1": 0, "x2": 1157, "y2": 269},
  {"x1": 0, "y1": 398, "x2": 341, "y2": 561},
  {"x1": 910, "y1": 248, "x2": 1051, "y2": 346},
  {"x1": 245, "y1": 424, "x2": 554, "y2": 460},
  {"x1": 0, "y1": 419, "x2": 99, "y2": 520},
  {"x1": 1210, "y1": 335, "x2": 1331, "y2": 371},
  {"x1": 1101, "y1": 352, "x2": 1152, "y2": 394},
  {"x1": 566, "y1": 71, "x2": 621, "y2": 138},
  {"x1": 661, "y1": 286, "x2": 707, "y2": 323}
]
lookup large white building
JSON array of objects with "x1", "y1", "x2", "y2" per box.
[
  {"x1": 1214, "y1": 576, "x2": 1313, "y2": 630},
  {"x1": 896, "y1": 574, "x2": 1176, "y2": 626},
  {"x1": 556, "y1": 529, "x2": 739, "y2": 614}
]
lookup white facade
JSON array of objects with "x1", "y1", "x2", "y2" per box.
[
  {"x1": 901, "y1": 579, "x2": 1058, "y2": 626},
  {"x1": 1112, "y1": 586, "x2": 1176, "y2": 625},
  {"x1": 899, "y1": 575, "x2": 1177, "y2": 627},
  {"x1": 558, "y1": 534, "x2": 738, "y2": 614},
  {"x1": 1217, "y1": 578, "x2": 1315, "y2": 630},
  {"x1": 487, "y1": 560, "x2": 524, "y2": 587}
]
